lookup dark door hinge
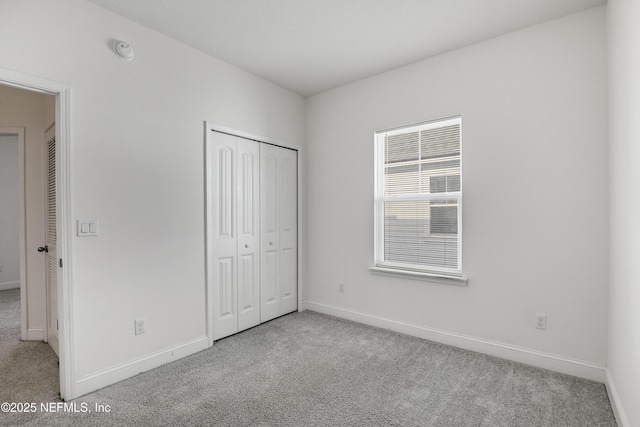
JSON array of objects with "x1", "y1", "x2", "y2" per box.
[{"x1": 59, "y1": 259, "x2": 63, "y2": 268}]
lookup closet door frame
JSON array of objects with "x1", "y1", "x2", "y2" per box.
[{"x1": 204, "y1": 122, "x2": 303, "y2": 347}]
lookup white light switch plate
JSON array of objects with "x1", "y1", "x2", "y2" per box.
[{"x1": 77, "y1": 219, "x2": 99, "y2": 237}]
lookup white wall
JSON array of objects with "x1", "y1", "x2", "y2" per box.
[
  {"x1": 306, "y1": 7, "x2": 608, "y2": 374},
  {"x1": 0, "y1": 85, "x2": 52, "y2": 336},
  {"x1": 608, "y1": 0, "x2": 640, "y2": 425},
  {"x1": 0, "y1": 134, "x2": 20, "y2": 289},
  {"x1": 0, "y1": 0, "x2": 305, "y2": 397}
]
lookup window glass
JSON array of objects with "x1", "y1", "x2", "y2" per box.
[{"x1": 374, "y1": 117, "x2": 462, "y2": 275}]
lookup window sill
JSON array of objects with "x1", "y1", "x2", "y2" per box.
[{"x1": 368, "y1": 266, "x2": 468, "y2": 286}]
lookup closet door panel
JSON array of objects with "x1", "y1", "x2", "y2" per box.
[
  {"x1": 208, "y1": 132, "x2": 238, "y2": 341},
  {"x1": 237, "y1": 138, "x2": 260, "y2": 332},
  {"x1": 260, "y1": 144, "x2": 298, "y2": 320},
  {"x1": 260, "y1": 145, "x2": 281, "y2": 322},
  {"x1": 279, "y1": 150, "x2": 298, "y2": 314},
  {"x1": 217, "y1": 257, "x2": 234, "y2": 318},
  {"x1": 261, "y1": 248, "x2": 279, "y2": 320}
]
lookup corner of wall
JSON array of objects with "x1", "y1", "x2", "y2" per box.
[{"x1": 606, "y1": 368, "x2": 630, "y2": 427}]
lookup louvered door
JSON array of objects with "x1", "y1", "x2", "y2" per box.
[{"x1": 45, "y1": 125, "x2": 59, "y2": 356}]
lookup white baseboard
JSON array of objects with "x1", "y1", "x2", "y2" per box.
[
  {"x1": 605, "y1": 368, "x2": 630, "y2": 427},
  {"x1": 0, "y1": 281, "x2": 20, "y2": 291},
  {"x1": 25, "y1": 328, "x2": 45, "y2": 341},
  {"x1": 75, "y1": 336, "x2": 208, "y2": 398},
  {"x1": 303, "y1": 301, "x2": 606, "y2": 383}
]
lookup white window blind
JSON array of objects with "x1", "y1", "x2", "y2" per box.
[{"x1": 374, "y1": 117, "x2": 462, "y2": 275}]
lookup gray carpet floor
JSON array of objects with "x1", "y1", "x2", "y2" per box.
[
  {"x1": 1, "y1": 288, "x2": 617, "y2": 426},
  {"x1": 0, "y1": 288, "x2": 61, "y2": 409}
]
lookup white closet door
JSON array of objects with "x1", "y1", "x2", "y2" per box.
[
  {"x1": 208, "y1": 132, "x2": 238, "y2": 341},
  {"x1": 260, "y1": 145, "x2": 280, "y2": 322},
  {"x1": 260, "y1": 144, "x2": 297, "y2": 322},
  {"x1": 236, "y1": 138, "x2": 260, "y2": 332},
  {"x1": 279, "y1": 148, "x2": 298, "y2": 315},
  {"x1": 206, "y1": 126, "x2": 297, "y2": 342}
]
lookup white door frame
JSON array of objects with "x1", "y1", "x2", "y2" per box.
[
  {"x1": 0, "y1": 68, "x2": 75, "y2": 400},
  {"x1": 204, "y1": 121, "x2": 304, "y2": 347}
]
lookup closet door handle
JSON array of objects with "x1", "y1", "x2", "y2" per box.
[
  {"x1": 38, "y1": 246, "x2": 49, "y2": 253},
  {"x1": 269, "y1": 242, "x2": 274, "y2": 246},
  {"x1": 244, "y1": 244, "x2": 249, "y2": 248}
]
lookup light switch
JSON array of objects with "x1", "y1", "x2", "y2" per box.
[{"x1": 77, "y1": 219, "x2": 99, "y2": 237}]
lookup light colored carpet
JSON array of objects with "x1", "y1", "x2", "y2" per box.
[
  {"x1": 1, "y1": 288, "x2": 616, "y2": 426},
  {"x1": 0, "y1": 288, "x2": 61, "y2": 411}
]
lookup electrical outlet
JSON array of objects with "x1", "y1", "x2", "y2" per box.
[
  {"x1": 134, "y1": 318, "x2": 145, "y2": 335},
  {"x1": 338, "y1": 282, "x2": 345, "y2": 293},
  {"x1": 535, "y1": 313, "x2": 547, "y2": 330}
]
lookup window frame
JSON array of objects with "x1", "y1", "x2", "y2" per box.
[{"x1": 373, "y1": 116, "x2": 463, "y2": 277}]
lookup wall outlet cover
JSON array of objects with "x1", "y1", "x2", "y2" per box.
[
  {"x1": 535, "y1": 313, "x2": 547, "y2": 330},
  {"x1": 134, "y1": 318, "x2": 145, "y2": 335}
]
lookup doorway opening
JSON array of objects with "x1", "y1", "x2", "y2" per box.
[
  {"x1": 0, "y1": 68, "x2": 74, "y2": 400},
  {"x1": 0, "y1": 86, "x2": 58, "y2": 402}
]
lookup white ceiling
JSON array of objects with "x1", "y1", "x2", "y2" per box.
[{"x1": 86, "y1": 0, "x2": 606, "y2": 97}]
